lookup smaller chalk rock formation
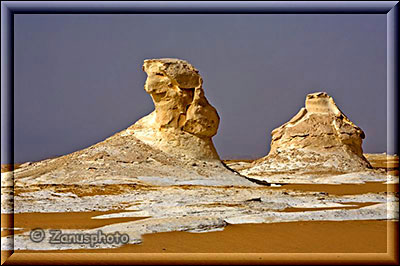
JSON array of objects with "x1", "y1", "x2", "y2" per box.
[
  {"x1": 127, "y1": 58, "x2": 220, "y2": 160},
  {"x1": 242, "y1": 92, "x2": 371, "y2": 177},
  {"x1": 13, "y1": 58, "x2": 255, "y2": 187}
]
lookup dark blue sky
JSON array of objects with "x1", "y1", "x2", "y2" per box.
[{"x1": 13, "y1": 14, "x2": 387, "y2": 162}]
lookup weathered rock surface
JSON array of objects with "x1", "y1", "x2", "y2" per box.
[
  {"x1": 130, "y1": 58, "x2": 220, "y2": 160},
  {"x1": 12, "y1": 58, "x2": 255, "y2": 187},
  {"x1": 241, "y1": 92, "x2": 372, "y2": 179}
]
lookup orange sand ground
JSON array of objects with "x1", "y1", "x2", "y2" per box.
[
  {"x1": 1, "y1": 210, "x2": 147, "y2": 237},
  {"x1": 274, "y1": 182, "x2": 398, "y2": 195},
  {"x1": 15, "y1": 220, "x2": 396, "y2": 253}
]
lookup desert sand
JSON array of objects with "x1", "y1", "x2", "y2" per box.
[{"x1": 13, "y1": 220, "x2": 395, "y2": 253}]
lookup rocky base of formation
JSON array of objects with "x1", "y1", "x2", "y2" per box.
[{"x1": 10, "y1": 131, "x2": 254, "y2": 187}]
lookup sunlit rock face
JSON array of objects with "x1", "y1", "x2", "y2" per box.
[
  {"x1": 13, "y1": 58, "x2": 255, "y2": 187},
  {"x1": 246, "y1": 92, "x2": 371, "y2": 175},
  {"x1": 129, "y1": 58, "x2": 220, "y2": 160}
]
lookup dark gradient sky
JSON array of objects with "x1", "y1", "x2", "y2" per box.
[{"x1": 13, "y1": 14, "x2": 387, "y2": 163}]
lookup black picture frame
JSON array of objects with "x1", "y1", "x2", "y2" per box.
[{"x1": 1, "y1": 1, "x2": 398, "y2": 265}]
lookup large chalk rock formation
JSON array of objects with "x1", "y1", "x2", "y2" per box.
[
  {"x1": 126, "y1": 58, "x2": 220, "y2": 160},
  {"x1": 242, "y1": 92, "x2": 371, "y2": 178},
  {"x1": 13, "y1": 59, "x2": 255, "y2": 187}
]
